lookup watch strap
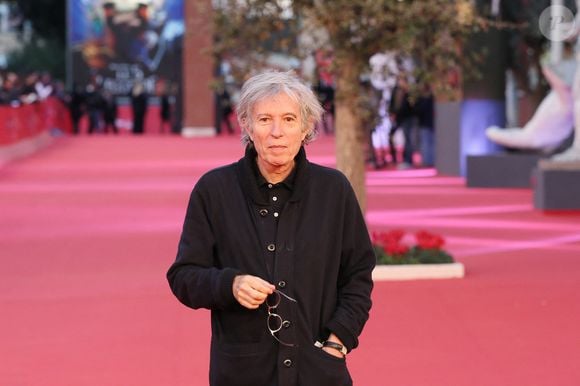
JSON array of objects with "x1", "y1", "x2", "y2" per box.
[{"x1": 322, "y1": 340, "x2": 347, "y2": 356}]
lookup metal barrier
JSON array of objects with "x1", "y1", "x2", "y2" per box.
[{"x1": 0, "y1": 98, "x2": 72, "y2": 146}]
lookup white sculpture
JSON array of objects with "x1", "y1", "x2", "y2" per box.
[
  {"x1": 487, "y1": 1, "x2": 580, "y2": 162},
  {"x1": 485, "y1": 48, "x2": 576, "y2": 152},
  {"x1": 554, "y1": 47, "x2": 580, "y2": 159}
]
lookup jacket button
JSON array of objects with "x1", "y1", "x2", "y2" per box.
[
  {"x1": 278, "y1": 280, "x2": 286, "y2": 288},
  {"x1": 282, "y1": 320, "x2": 291, "y2": 328},
  {"x1": 259, "y1": 209, "x2": 268, "y2": 216},
  {"x1": 267, "y1": 243, "x2": 276, "y2": 252},
  {"x1": 283, "y1": 359, "x2": 292, "y2": 367}
]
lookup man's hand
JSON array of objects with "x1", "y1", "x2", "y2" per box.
[{"x1": 232, "y1": 275, "x2": 275, "y2": 309}]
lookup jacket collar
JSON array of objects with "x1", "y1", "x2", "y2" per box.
[{"x1": 236, "y1": 145, "x2": 310, "y2": 205}]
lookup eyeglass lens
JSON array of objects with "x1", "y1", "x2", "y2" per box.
[{"x1": 266, "y1": 289, "x2": 297, "y2": 347}]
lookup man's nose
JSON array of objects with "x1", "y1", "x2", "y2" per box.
[{"x1": 271, "y1": 119, "x2": 283, "y2": 136}]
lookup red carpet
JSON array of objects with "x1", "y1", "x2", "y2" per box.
[{"x1": 1, "y1": 135, "x2": 579, "y2": 385}]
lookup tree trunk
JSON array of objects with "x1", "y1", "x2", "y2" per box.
[{"x1": 334, "y1": 56, "x2": 367, "y2": 212}]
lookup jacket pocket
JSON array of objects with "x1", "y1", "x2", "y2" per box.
[
  {"x1": 210, "y1": 339, "x2": 276, "y2": 386},
  {"x1": 298, "y1": 343, "x2": 352, "y2": 386}
]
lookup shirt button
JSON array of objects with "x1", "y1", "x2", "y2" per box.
[
  {"x1": 278, "y1": 280, "x2": 286, "y2": 288},
  {"x1": 267, "y1": 243, "x2": 276, "y2": 252},
  {"x1": 282, "y1": 320, "x2": 291, "y2": 328},
  {"x1": 274, "y1": 212, "x2": 279, "y2": 217},
  {"x1": 283, "y1": 359, "x2": 292, "y2": 367},
  {"x1": 272, "y1": 196, "x2": 278, "y2": 201},
  {"x1": 259, "y1": 209, "x2": 268, "y2": 216},
  {"x1": 268, "y1": 183, "x2": 273, "y2": 188}
]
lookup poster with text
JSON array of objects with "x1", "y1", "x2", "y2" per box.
[{"x1": 69, "y1": 0, "x2": 184, "y2": 96}]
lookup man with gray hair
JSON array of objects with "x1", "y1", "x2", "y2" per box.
[{"x1": 167, "y1": 71, "x2": 375, "y2": 386}]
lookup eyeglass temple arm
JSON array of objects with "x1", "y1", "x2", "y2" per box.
[{"x1": 275, "y1": 289, "x2": 297, "y2": 303}]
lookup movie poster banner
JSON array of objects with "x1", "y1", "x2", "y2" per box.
[{"x1": 68, "y1": 0, "x2": 184, "y2": 97}]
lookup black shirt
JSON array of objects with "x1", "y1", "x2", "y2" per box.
[{"x1": 251, "y1": 158, "x2": 296, "y2": 280}]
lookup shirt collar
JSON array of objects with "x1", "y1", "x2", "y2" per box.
[
  {"x1": 251, "y1": 158, "x2": 296, "y2": 191},
  {"x1": 238, "y1": 145, "x2": 309, "y2": 205}
]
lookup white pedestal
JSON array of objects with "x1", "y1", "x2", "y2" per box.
[{"x1": 372, "y1": 262, "x2": 465, "y2": 281}]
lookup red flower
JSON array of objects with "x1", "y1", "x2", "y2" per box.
[
  {"x1": 372, "y1": 229, "x2": 405, "y2": 245},
  {"x1": 415, "y1": 230, "x2": 445, "y2": 250},
  {"x1": 372, "y1": 229, "x2": 453, "y2": 264},
  {"x1": 372, "y1": 230, "x2": 408, "y2": 257},
  {"x1": 385, "y1": 242, "x2": 409, "y2": 257}
]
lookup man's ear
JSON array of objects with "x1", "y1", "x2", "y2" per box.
[
  {"x1": 241, "y1": 118, "x2": 253, "y2": 140},
  {"x1": 302, "y1": 121, "x2": 314, "y2": 141}
]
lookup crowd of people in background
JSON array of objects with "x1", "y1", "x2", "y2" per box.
[
  {"x1": 70, "y1": 80, "x2": 172, "y2": 136},
  {"x1": 0, "y1": 70, "x2": 178, "y2": 136},
  {"x1": 365, "y1": 73, "x2": 435, "y2": 170},
  {"x1": 0, "y1": 70, "x2": 67, "y2": 107},
  {"x1": 386, "y1": 75, "x2": 435, "y2": 169}
]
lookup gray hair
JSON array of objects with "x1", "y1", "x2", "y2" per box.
[{"x1": 236, "y1": 71, "x2": 324, "y2": 146}]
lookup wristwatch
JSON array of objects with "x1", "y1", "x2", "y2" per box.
[{"x1": 320, "y1": 340, "x2": 347, "y2": 356}]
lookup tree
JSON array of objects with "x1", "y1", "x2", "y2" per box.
[{"x1": 211, "y1": 0, "x2": 480, "y2": 212}]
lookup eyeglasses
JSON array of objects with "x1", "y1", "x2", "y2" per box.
[{"x1": 266, "y1": 290, "x2": 297, "y2": 347}]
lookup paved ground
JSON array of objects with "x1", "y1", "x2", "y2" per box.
[{"x1": 1, "y1": 134, "x2": 579, "y2": 385}]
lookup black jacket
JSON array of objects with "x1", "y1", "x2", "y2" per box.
[{"x1": 167, "y1": 146, "x2": 375, "y2": 386}]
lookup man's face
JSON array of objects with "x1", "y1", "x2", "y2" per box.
[{"x1": 248, "y1": 92, "x2": 307, "y2": 173}]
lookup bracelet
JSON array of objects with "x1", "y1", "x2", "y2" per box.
[{"x1": 322, "y1": 340, "x2": 347, "y2": 356}]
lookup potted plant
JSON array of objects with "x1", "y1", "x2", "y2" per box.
[{"x1": 371, "y1": 229, "x2": 464, "y2": 281}]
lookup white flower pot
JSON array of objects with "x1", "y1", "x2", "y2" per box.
[{"x1": 372, "y1": 262, "x2": 465, "y2": 281}]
